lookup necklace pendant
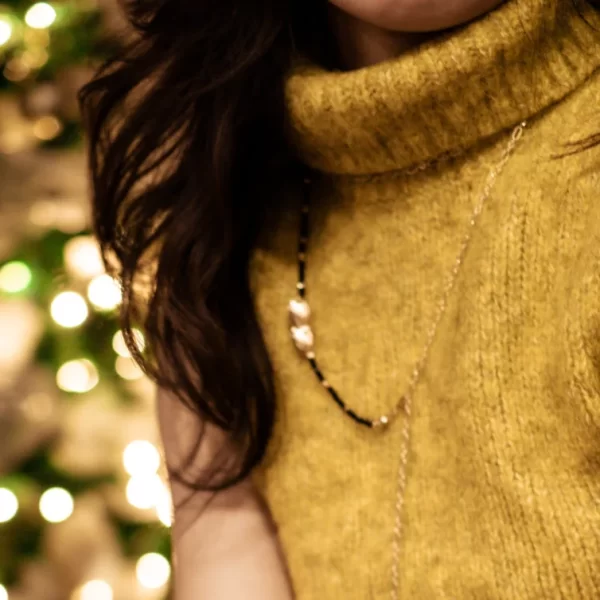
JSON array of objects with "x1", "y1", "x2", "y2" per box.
[
  {"x1": 289, "y1": 298, "x2": 311, "y2": 326},
  {"x1": 290, "y1": 324, "x2": 314, "y2": 354},
  {"x1": 294, "y1": 124, "x2": 527, "y2": 600}
]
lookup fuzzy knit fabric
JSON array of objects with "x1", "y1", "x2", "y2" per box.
[{"x1": 250, "y1": 1, "x2": 600, "y2": 598}]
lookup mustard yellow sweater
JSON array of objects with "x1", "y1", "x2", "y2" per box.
[{"x1": 251, "y1": 1, "x2": 600, "y2": 598}]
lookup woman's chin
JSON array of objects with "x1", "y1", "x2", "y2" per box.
[{"x1": 328, "y1": 0, "x2": 505, "y2": 32}]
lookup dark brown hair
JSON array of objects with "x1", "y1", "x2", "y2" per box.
[{"x1": 79, "y1": 0, "x2": 599, "y2": 493}]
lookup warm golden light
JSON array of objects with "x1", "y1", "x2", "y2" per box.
[
  {"x1": 25, "y1": 3, "x2": 57, "y2": 28},
  {"x1": 22, "y1": 48, "x2": 49, "y2": 70},
  {"x1": 155, "y1": 485, "x2": 173, "y2": 527},
  {"x1": 115, "y1": 356, "x2": 143, "y2": 381},
  {"x1": 0, "y1": 18, "x2": 12, "y2": 46},
  {"x1": 39, "y1": 487, "x2": 73, "y2": 523},
  {"x1": 0, "y1": 261, "x2": 32, "y2": 293},
  {"x1": 56, "y1": 359, "x2": 99, "y2": 393},
  {"x1": 87, "y1": 274, "x2": 121, "y2": 311},
  {"x1": 4, "y1": 58, "x2": 31, "y2": 82},
  {"x1": 111, "y1": 331, "x2": 128, "y2": 357},
  {"x1": 76, "y1": 579, "x2": 113, "y2": 600},
  {"x1": 123, "y1": 440, "x2": 160, "y2": 476},
  {"x1": 50, "y1": 291, "x2": 88, "y2": 328},
  {"x1": 64, "y1": 236, "x2": 104, "y2": 279},
  {"x1": 0, "y1": 584, "x2": 7, "y2": 600},
  {"x1": 32, "y1": 115, "x2": 61, "y2": 140},
  {"x1": 126, "y1": 474, "x2": 164, "y2": 510},
  {"x1": 111, "y1": 329, "x2": 145, "y2": 358},
  {"x1": 23, "y1": 26, "x2": 49, "y2": 46},
  {"x1": 28, "y1": 200, "x2": 56, "y2": 227},
  {"x1": 136, "y1": 553, "x2": 171, "y2": 589},
  {"x1": 0, "y1": 488, "x2": 18, "y2": 523}
]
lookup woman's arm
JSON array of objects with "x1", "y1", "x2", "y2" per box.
[{"x1": 157, "y1": 388, "x2": 295, "y2": 600}]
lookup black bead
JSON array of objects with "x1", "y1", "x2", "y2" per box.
[
  {"x1": 311, "y1": 365, "x2": 325, "y2": 381},
  {"x1": 298, "y1": 177, "x2": 376, "y2": 430},
  {"x1": 345, "y1": 408, "x2": 375, "y2": 428}
]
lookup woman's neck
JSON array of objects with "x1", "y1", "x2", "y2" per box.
[{"x1": 328, "y1": 6, "x2": 430, "y2": 69}]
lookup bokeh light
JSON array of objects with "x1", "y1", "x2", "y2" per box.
[
  {"x1": 50, "y1": 291, "x2": 88, "y2": 328},
  {"x1": 25, "y1": 3, "x2": 57, "y2": 29},
  {"x1": 115, "y1": 356, "x2": 143, "y2": 381},
  {"x1": 76, "y1": 579, "x2": 113, "y2": 600},
  {"x1": 136, "y1": 553, "x2": 171, "y2": 589},
  {"x1": 0, "y1": 0, "x2": 170, "y2": 592},
  {"x1": 87, "y1": 274, "x2": 121, "y2": 311},
  {"x1": 0, "y1": 261, "x2": 32, "y2": 293},
  {"x1": 126, "y1": 474, "x2": 164, "y2": 510},
  {"x1": 32, "y1": 115, "x2": 62, "y2": 140},
  {"x1": 56, "y1": 359, "x2": 99, "y2": 393},
  {"x1": 0, "y1": 18, "x2": 12, "y2": 46},
  {"x1": 0, "y1": 488, "x2": 18, "y2": 523},
  {"x1": 155, "y1": 485, "x2": 173, "y2": 528},
  {"x1": 123, "y1": 440, "x2": 160, "y2": 476},
  {"x1": 21, "y1": 48, "x2": 49, "y2": 70},
  {"x1": 64, "y1": 236, "x2": 104, "y2": 279},
  {"x1": 23, "y1": 26, "x2": 49, "y2": 46},
  {"x1": 112, "y1": 329, "x2": 145, "y2": 358},
  {"x1": 28, "y1": 200, "x2": 56, "y2": 228},
  {"x1": 39, "y1": 487, "x2": 74, "y2": 523}
]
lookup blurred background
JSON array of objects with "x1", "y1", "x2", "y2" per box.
[{"x1": 0, "y1": 2, "x2": 173, "y2": 599}]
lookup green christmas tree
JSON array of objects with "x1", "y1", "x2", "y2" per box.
[{"x1": 0, "y1": 2, "x2": 172, "y2": 599}]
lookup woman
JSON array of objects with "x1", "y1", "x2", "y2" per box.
[{"x1": 81, "y1": 0, "x2": 600, "y2": 597}]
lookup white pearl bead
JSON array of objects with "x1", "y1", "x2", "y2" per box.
[
  {"x1": 289, "y1": 299, "x2": 311, "y2": 326},
  {"x1": 291, "y1": 324, "x2": 314, "y2": 353}
]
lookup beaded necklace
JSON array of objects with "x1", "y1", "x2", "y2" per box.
[{"x1": 288, "y1": 121, "x2": 527, "y2": 598}]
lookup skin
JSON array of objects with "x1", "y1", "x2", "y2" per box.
[
  {"x1": 329, "y1": 0, "x2": 506, "y2": 31},
  {"x1": 328, "y1": 0, "x2": 506, "y2": 68}
]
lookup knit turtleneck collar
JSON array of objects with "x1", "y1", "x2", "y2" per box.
[{"x1": 286, "y1": 0, "x2": 600, "y2": 176}]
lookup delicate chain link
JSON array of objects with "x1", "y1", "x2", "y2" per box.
[
  {"x1": 389, "y1": 121, "x2": 527, "y2": 600},
  {"x1": 290, "y1": 121, "x2": 527, "y2": 598},
  {"x1": 405, "y1": 147, "x2": 464, "y2": 175}
]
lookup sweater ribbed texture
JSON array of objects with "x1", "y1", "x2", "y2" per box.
[{"x1": 251, "y1": 1, "x2": 600, "y2": 598}]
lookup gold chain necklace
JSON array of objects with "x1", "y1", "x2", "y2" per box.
[{"x1": 288, "y1": 121, "x2": 527, "y2": 598}]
